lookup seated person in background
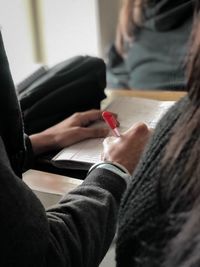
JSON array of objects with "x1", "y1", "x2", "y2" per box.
[
  {"x1": 107, "y1": 0, "x2": 194, "y2": 91},
  {"x1": 103, "y1": 1, "x2": 200, "y2": 266}
]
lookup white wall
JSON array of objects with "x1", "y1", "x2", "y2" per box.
[
  {"x1": 0, "y1": 0, "x2": 120, "y2": 81},
  {"x1": 42, "y1": 0, "x2": 120, "y2": 65},
  {"x1": 42, "y1": 0, "x2": 99, "y2": 66},
  {"x1": 0, "y1": 0, "x2": 36, "y2": 83},
  {"x1": 97, "y1": 0, "x2": 120, "y2": 58}
]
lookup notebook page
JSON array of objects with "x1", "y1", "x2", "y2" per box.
[
  {"x1": 54, "y1": 138, "x2": 104, "y2": 164},
  {"x1": 53, "y1": 97, "x2": 175, "y2": 165},
  {"x1": 105, "y1": 97, "x2": 174, "y2": 129}
]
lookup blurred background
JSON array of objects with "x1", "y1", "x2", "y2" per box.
[{"x1": 0, "y1": 0, "x2": 120, "y2": 84}]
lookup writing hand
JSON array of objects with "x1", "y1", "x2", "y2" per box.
[{"x1": 102, "y1": 122, "x2": 151, "y2": 174}]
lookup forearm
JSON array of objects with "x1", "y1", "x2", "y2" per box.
[
  {"x1": 1, "y1": 147, "x2": 126, "y2": 266},
  {"x1": 46, "y1": 168, "x2": 127, "y2": 267},
  {"x1": 1, "y1": 134, "x2": 127, "y2": 266}
]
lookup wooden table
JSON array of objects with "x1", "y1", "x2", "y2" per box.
[
  {"x1": 105, "y1": 88, "x2": 186, "y2": 101},
  {"x1": 23, "y1": 169, "x2": 82, "y2": 208},
  {"x1": 23, "y1": 89, "x2": 186, "y2": 207}
]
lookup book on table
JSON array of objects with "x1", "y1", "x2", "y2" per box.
[{"x1": 52, "y1": 96, "x2": 175, "y2": 170}]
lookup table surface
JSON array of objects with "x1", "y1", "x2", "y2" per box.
[
  {"x1": 105, "y1": 88, "x2": 186, "y2": 101},
  {"x1": 23, "y1": 89, "x2": 186, "y2": 197}
]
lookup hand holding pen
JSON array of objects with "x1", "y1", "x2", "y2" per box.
[
  {"x1": 102, "y1": 110, "x2": 151, "y2": 174},
  {"x1": 102, "y1": 111, "x2": 121, "y2": 137}
]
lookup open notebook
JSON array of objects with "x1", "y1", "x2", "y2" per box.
[{"x1": 52, "y1": 96, "x2": 175, "y2": 170}]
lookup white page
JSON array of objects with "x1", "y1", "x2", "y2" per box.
[{"x1": 53, "y1": 97, "x2": 174, "y2": 166}]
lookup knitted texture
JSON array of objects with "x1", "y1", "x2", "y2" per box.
[{"x1": 116, "y1": 96, "x2": 189, "y2": 267}]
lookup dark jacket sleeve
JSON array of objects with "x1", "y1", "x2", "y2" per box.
[
  {"x1": 23, "y1": 133, "x2": 35, "y2": 171},
  {"x1": 45, "y1": 168, "x2": 126, "y2": 267},
  {"x1": 0, "y1": 136, "x2": 126, "y2": 267}
]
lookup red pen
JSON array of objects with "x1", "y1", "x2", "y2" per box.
[{"x1": 102, "y1": 111, "x2": 121, "y2": 137}]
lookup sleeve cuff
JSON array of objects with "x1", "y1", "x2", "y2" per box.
[
  {"x1": 23, "y1": 134, "x2": 35, "y2": 171},
  {"x1": 88, "y1": 162, "x2": 131, "y2": 185}
]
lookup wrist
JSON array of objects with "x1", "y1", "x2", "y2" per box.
[
  {"x1": 103, "y1": 161, "x2": 131, "y2": 176},
  {"x1": 30, "y1": 129, "x2": 56, "y2": 155},
  {"x1": 88, "y1": 161, "x2": 132, "y2": 185}
]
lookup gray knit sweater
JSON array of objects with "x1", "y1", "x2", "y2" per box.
[{"x1": 116, "y1": 96, "x2": 191, "y2": 266}]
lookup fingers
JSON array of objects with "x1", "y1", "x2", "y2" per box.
[
  {"x1": 101, "y1": 122, "x2": 152, "y2": 173},
  {"x1": 74, "y1": 109, "x2": 118, "y2": 127},
  {"x1": 77, "y1": 110, "x2": 102, "y2": 126},
  {"x1": 124, "y1": 123, "x2": 151, "y2": 145},
  {"x1": 79, "y1": 122, "x2": 149, "y2": 147},
  {"x1": 80, "y1": 127, "x2": 109, "y2": 139},
  {"x1": 103, "y1": 136, "x2": 118, "y2": 152},
  {"x1": 102, "y1": 123, "x2": 149, "y2": 146},
  {"x1": 68, "y1": 127, "x2": 109, "y2": 144},
  {"x1": 125, "y1": 122, "x2": 149, "y2": 136},
  {"x1": 68, "y1": 127, "x2": 109, "y2": 146}
]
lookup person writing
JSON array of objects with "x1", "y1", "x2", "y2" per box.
[
  {"x1": 107, "y1": 0, "x2": 194, "y2": 91},
  {"x1": 2, "y1": 1, "x2": 199, "y2": 265},
  {"x1": 0, "y1": 29, "x2": 151, "y2": 266}
]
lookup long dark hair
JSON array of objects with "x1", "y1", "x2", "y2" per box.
[
  {"x1": 160, "y1": 3, "x2": 200, "y2": 266},
  {"x1": 162, "y1": 4, "x2": 200, "y2": 202}
]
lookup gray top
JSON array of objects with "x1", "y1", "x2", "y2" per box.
[{"x1": 107, "y1": 0, "x2": 194, "y2": 90}]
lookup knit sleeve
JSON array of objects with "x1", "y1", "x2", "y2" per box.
[{"x1": 116, "y1": 96, "x2": 189, "y2": 266}]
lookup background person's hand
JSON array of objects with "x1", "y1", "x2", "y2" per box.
[
  {"x1": 30, "y1": 110, "x2": 110, "y2": 155},
  {"x1": 102, "y1": 122, "x2": 151, "y2": 174}
]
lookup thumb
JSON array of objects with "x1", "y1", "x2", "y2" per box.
[
  {"x1": 103, "y1": 136, "x2": 117, "y2": 148},
  {"x1": 125, "y1": 122, "x2": 149, "y2": 137}
]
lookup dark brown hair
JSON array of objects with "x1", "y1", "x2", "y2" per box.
[
  {"x1": 163, "y1": 5, "x2": 200, "y2": 193},
  {"x1": 187, "y1": 4, "x2": 200, "y2": 104},
  {"x1": 161, "y1": 3, "x2": 200, "y2": 266}
]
